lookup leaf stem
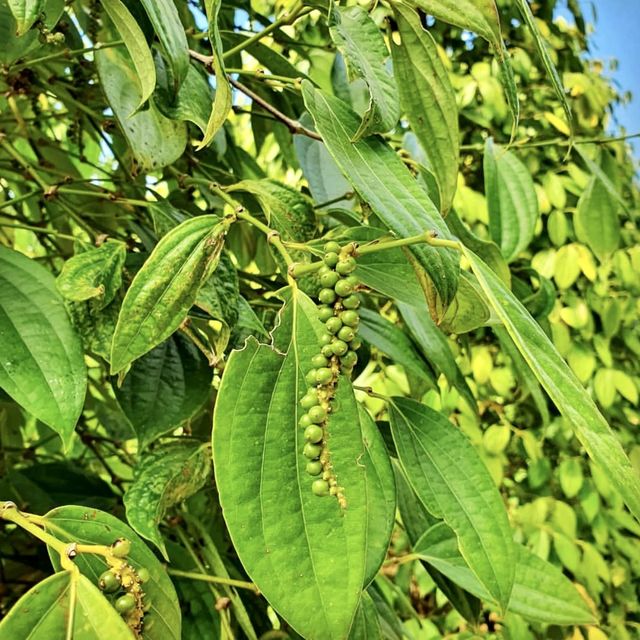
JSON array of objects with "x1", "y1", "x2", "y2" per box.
[
  {"x1": 1, "y1": 503, "x2": 69, "y2": 558},
  {"x1": 167, "y1": 568, "x2": 260, "y2": 593},
  {"x1": 0, "y1": 220, "x2": 88, "y2": 244},
  {"x1": 0, "y1": 138, "x2": 49, "y2": 190},
  {"x1": 11, "y1": 41, "x2": 124, "y2": 70}
]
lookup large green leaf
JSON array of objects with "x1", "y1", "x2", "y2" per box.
[
  {"x1": 0, "y1": 246, "x2": 86, "y2": 449},
  {"x1": 110, "y1": 215, "x2": 226, "y2": 374},
  {"x1": 302, "y1": 81, "x2": 459, "y2": 307},
  {"x1": 213, "y1": 288, "x2": 376, "y2": 639},
  {"x1": 462, "y1": 247, "x2": 640, "y2": 521},
  {"x1": 391, "y1": 3, "x2": 458, "y2": 214},
  {"x1": 100, "y1": 0, "x2": 156, "y2": 109},
  {"x1": 7, "y1": 0, "x2": 44, "y2": 35},
  {"x1": 414, "y1": 522, "x2": 596, "y2": 625},
  {"x1": 0, "y1": 570, "x2": 134, "y2": 639},
  {"x1": 484, "y1": 138, "x2": 538, "y2": 262},
  {"x1": 95, "y1": 44, "x2": 186, "y2": 172},
  {"x1": 329, "y1": 5, "x2": 399, "y2": 140},
  {"x1": 348, "y1": 592, "x2": 382, "y2": 640},
  {"x1": 56, "y1": 240, "x2": 126, "y2": 309},
  {"x1": 113, "y1": 333, "x2": 212, "y2": 447},
  {"x1": 389, "y1": 397, "x2": 515, "y2": 609},
  {"x1": 197, "y1": 0, "x2": 232, "y2": 149},
  {"x1": 124, "y1": 441, "x2": 211, "y2": 558},
  {"x1": 140, "y1": 0, "x2": 189, "y2": 91},
  {"x1": 44, "y1": 505, "x2": 181, "y2": 640}
]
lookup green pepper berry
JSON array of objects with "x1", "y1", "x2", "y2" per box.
[
  {"x1": 312, "y1": 479, "x2": 330, "y2": 496},
  {"x1": 317, "y1": 305, "x2": 334, "y2": 322},
  {"x1": 340, "y1": 310, "x2": 359, "y2": 327},
  {"x1": 311, "y1": 354, "x2": 329, "y2": 368},
  {"x1": 320, "y1": 332, "x2": 333, "y2": 345},
  {"x1": 323, "y1": 251, "x2": 339, "y2": 267},
  {"x1": 98, "y1": 570, "x2": 121, "y2": 593},
  {"x1": 306, "y1": 460, "x2": 323, "y2": 476},
  {"x1": 336, "y1": 257, "x2": 356, "y2": 275},
  {"x1": 318, "y1": 264, "x2": 332, "y2": 276},
  {"x1": 325, "y1": 317, "x2": 342, "y2": 334},
  {"x1": 334, "y1": 279, "x2": 354, "y2": 297},
  {"x1": 318, "y1": 288, "x2": 337, "y2": 305},
  {"x1": 305, "y1": 369, "x2": 318, "y2": 385},
  {"x1": 342, "y1": 294, "x2": 360, "y2": 310},
  {"x1": 137, "y1": 567, "x2": 150, "y2": 584},
  {"x1": 303, "y1": 442, "x2": 323, "y2": 459},
  {"x1": 341, "y1": 350, "x2": 358, "y2": 368},
  {"x1": 338, "y1": 326, "x2": 355, "y2": 342},
  {"x1": 299, "y1": 414, "x2": 312, "y2": 428},
  {"x1": 304, "y1": 424, "x2": 324, "y2": 443},
  {"x1": 315, "y1": 367, "x2": 333, "y2": 385},
  {"x1": 321, "y1": 344, "x2": 334, "y2": 358},
  {"x1": 345, "y1": 275, "x2": 359, "y2": 288},
  {"x1": 320, "y1": 271, "x2": 340, "y2": 288},
  {"x1": 111, "y1": 538, "x2": 131, "y2": 558},
  {"x1": 300, "y1": 392, "x2": 319, "y2": 409},
  {"x1": 308, "y1": 405, "x2": 327, "y2": 423},
  {"x1": 324, "y1": 241, "x2": 341, "y2": 254},
  {"x1": 115, "y1": 593, "x2": 136, "y2": 614},
  {"x1": 350, "y1": 337, "x2": 362, "y2": 350},
  {"x1": 332, "y1": 339, "x2": 349, "y2": 356}
]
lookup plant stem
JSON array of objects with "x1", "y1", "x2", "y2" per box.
[
  {"x1": 0, "y1": 138, "x2": 49, "y2": 190},
  {"x1": 314, "y1": 192, "x2": 354, "y2": 209},
  {"x1": 0, "y1": 220, "x2": 88, "y2": 244},
  {"x1": 225, "y1": 68, "x2": 300, "y2": 85},
  {"x1": 0, "y1": 503, "x2": 69, "y2": 557},
  {"x1": 167, "y1": 569, "x2": 260, "y2": 593},
  {"x1": 11, "y1": 41, "x2": 124, "y2": 70}
]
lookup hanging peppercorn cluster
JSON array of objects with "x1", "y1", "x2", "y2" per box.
[
  {"x1": 97, "y1": 538, "x2": 150, "y2": 638},
  {"x1": 299, "y1": 242, "x2": 362, "y2": 507}
]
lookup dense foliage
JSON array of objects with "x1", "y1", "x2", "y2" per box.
[{"x1": 0, "y1": 0, "x2": 639, "y2": 638}]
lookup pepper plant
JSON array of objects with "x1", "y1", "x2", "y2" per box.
[{"x1": 0, "y1": 0, "x2": 639, "y2": 638}]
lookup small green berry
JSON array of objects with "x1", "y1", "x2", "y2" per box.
[
  {"x1": 321, "y1": 344, "x2": 334, "y2": 358},
  {"x1": 323, "y1": 252, "x2": 339, "y2": 267},
  {"x1": 303, "y1": 442, "x2": 323, "y2": 459},
  {"x1": 334, "y1": 279, "x2": 354, "y2": 297},
  {"x1": 326, "y1": 317, "x2": 342, "y2": 334},
  {"x1": 341, "y1": 350, "x2": 358, "y2": 368},
  {"x1": 340, "y1": 310, "x2": 359, "y2": 327},
  {"x1": 324, "y1": 241, "x2": 341, "y2": 253},
  {"x1": 115, "y1": 593, "x2": 136, "y2": 614},
  {"x1": 305, "y1": 369, "x2": 318, "y2": 385},
  {"x1": 308, "y1": 405, "x2": 327, "y2": 423},
  {"x1": 318, "y1": 288, "x2": 337, "y2": 305},
  {"x1": 350, "y1": 337, "x2": 362, "y2": 350},
  {"x1": 320, "y1": 333, "x2": 332, "y2": 345},
  {"x1": 306, "y1": 461, "x2": 323, "y2": 476},
  {"x1": 332, "y1": 339, "x2": 349, "y2": 356},
  {"x1": 315, "y1": 368, "x2": 333, "y2": 385},
  {"x1": 345, "y1": 275, "x2": 359, "y2": 288},
  {"x1": 98, "y1": 570, "x2": 120, "y2": 593},
  {"x1": 318, "y1": 264, "x2": 332, "y2": 277},
  {"x1": 304, "y1": 424, "x2": 324, "y2": 443},
  {"x1": 317, "y1": 305, "x2": 334, "y2": 321},
  {"x1": 137, "y1": 567, "x2": 150, "y2": 584},
  {"x1": 299, "y1": 414, "x2": 312, "y2": 428},
  {"x1": 312, "y1": 479, "x2": 330, "y2": 496},
  {"x1": 111, "y1": 538, "x2": 131, "y2": 558},
  {"x1": 311, "y1": 354, "x2": 329, "y2": 368},
  {"x1": 336, "y1": 257, "x2": 356, "y2": 275},
  {"x1": 300, "y1": 392, "x2": 319, "y2": 409},
  {"x1": 338, "y1": 326, "x2": 355, "y2": 342},
  {"x1": 342, "y1": 294, "x2": 360, "y2": 310},
  {"x1": 320, "y1": 271, "x2": 340, "y2": 288}
]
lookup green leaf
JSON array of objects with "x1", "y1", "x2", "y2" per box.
[
  {"x1": 113, "y1": 333, "x2": 212, "y2": 447},
  {"x1": 44, "y1": 505, "x2": 181, "y2": 640},
  {"x1": 213, "y1": 289, "x2": 371, "y2": 639},
  {"x1": 397, "y1": 302, "x2": 476, "y2": 411},
  {"x1": 329, "y1": 5, "x2": 399, "y2": 140},
  {"x1": 95, "y1": 44, "x2": 186, "y2": 172},
  {"x1": 484, "y1": 138, "x2": 538, "y2": 262},
  {"x1": 414, "y1": 522, "x2": 596, "y2": 625},
  {"x1": 0, "y1": 246, "x2": 86, "y2": 449},
  {"x1": 195, "y1": 251, "x2": 240, "y2": 327},
  {"x1": 391, "y1": 3, "x2": 458, "y2": 213},
  {"x1": 140, "y1": 0, "x2": 189, "y2": 91},
  {"x1": 575, "y1": 145, "x2": 628, "y2": 213},
  {"x1": 462, "y1": 247, "x2": 640, "y2": 521},
  {"x1": 7, "y1": 0, "x2": 44, "y2": 35},
  {"x1": 0, "y1": 570, "x2": 134, "y2": 639},
  {"x1": 514, "y1": 0, "x2": 573, "y2": 137},
  {"x1": 110, "y1": 215, "x2": 227, "y2": 374},
  {"x1": 575, "y1": 176, "x2": 620, "y2": 260},
  {"x1": 348, "y1": 591, "x2": 382, "y2": 640},
  {"x1": 56, "y1": 240, "x2": 126, "y2": 309},
  {"x1": 389, "y1": 397, "x2": 515, "y2": 609},
  {"x1": 197, "y1": 0, "x2": 232, "y2": 149},
  {"x1": 124, "y1": 441, "x2": 211, "y2": 558},
  {"x1": 302, "y1": 81, "x2": 459, "y2": 307},
  {"x1": 439, "y1": 270, "x2": 493, "y2": 334},
  {"x1": 100, "y1": 0, "x2": 156, "y2": 109},
  {"x1": 358, "y1": 307, "x2": 436, "y2": 387}
]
